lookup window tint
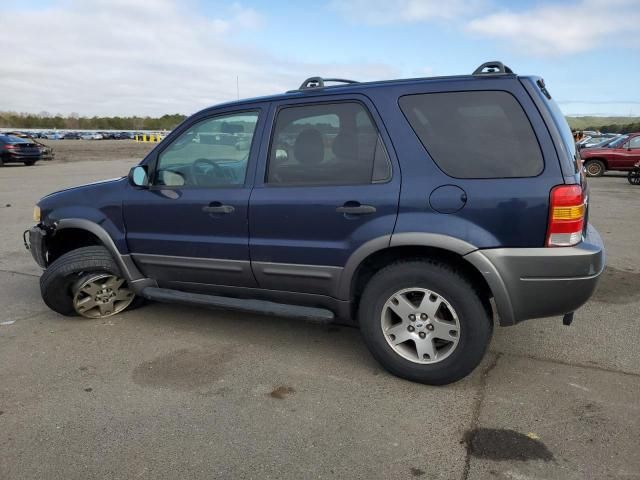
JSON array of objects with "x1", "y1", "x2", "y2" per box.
[
  {"x1": 267, "y1": 102, "x2": 391, "y2": 185},
  {"x1": 629, "y1": 136, "x2": 640, "y2": 149},
  {"x1": 399, "y1": 91, "x2": 543, "y2": 178},
  {"x1": 155, "y1": 111, "x2": 258, "y2": 188}
]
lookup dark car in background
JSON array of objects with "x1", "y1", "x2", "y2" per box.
[
  {"x1": 0, "y1": 135, "x2": 42, "y2": 166},
  {"x1": 581, "y1": 133, "x2": 640, "y2": 176},
  {"x1": 62, "y1": 132, "x2": 82, "y2": 140}
]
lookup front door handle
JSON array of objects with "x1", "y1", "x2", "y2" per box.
[
  {"x1": 202, "y1": 202, "x2": 235, "y2": 214},
  {"x1": 336, "y1": 202, "x2": 377, "y2": 215}
]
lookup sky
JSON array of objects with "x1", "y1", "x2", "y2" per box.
[{"x1": 1, "y1": 0, "x2": 639, "y2": 118}]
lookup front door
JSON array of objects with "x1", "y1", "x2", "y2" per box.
[
  {"x1": 249, "y1": 97, "x2": 400, "y2": 298},
  {"x1": 124, "y1": 107, "x2": 265, "y2": 289},
  {"x1": 607, "y1": 135, "x2": 640, "y2": 170}
]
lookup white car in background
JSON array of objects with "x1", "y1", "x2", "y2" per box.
[{"x1": 80, "y1": 133, "x2": 104, "y2": 140}]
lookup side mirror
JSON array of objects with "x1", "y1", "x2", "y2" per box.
[{"x1": 129, "y1": 165, "x2": 149, "y2": 187}]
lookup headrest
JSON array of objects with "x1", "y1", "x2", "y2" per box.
[{"x1": 294, "y1": 128, "x2": 325, "y2": 165}]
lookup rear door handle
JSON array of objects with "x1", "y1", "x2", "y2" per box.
[
  {"x1": 202, "y1": 202, "x2": 235, "y2": 214},
  {"x1": 336, "y1": 202, "x2": 377, "y2": 215}
]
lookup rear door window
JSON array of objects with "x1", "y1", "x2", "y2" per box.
[
  {"x1": 399, "y1": 91, "x2": 543, "y2": 178},
  {"x1": 266, "y1": 102, "x2": 392, "y2": 186}
]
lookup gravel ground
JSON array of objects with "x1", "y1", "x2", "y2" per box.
[{"x1": 0, "y1": 147, "x2": 638, "y2": 480}]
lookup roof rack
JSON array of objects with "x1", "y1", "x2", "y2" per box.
[
  {"x1": 472, "y1": 61, "x2": 514, "y2": 76},
  {"x1": 294, "y1": 77, "x2": 359, "y2": 91}
]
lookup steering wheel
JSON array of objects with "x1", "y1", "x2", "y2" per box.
[{"x1": 190, "y1": 158, "x2": 225, "y2": 186}]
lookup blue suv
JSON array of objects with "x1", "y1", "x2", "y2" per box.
[{"x1": 26, "y1": 62, "x2": 605, "y2": 385}]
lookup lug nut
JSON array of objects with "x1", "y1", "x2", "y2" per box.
[
  {"x1": 419, "y1": 332, "x2": 426, "y2": 339},
  {"x1": 420, "y1": 313, "x2": 427, "y2": 320},
  {"x1": 409, "y1": 314, "x2": 416, "y2": 321},
  {"x1": 407, "y1": 325, "x2": 415, "y2": 332},
  {"x1": 426, "y1": 324, "x2": 434, "y2": 331}
]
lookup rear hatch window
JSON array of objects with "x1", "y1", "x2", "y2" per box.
[{"x1": 399, "y1": 91, "x2": 543, "y2": 179}]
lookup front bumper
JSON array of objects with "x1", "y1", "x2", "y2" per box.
[
  {"x1": 24, "y1": 225, "x2": 48, "y2": 268},
  {"x1": 466, "y1": 224, "x2": 605, "y2": 325}
]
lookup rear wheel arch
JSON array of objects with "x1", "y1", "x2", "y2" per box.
[{"x1": 346, "y1": 244, "x2": 494, "y2": 320}]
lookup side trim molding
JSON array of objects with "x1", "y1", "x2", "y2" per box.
[{"x1": 252, "y1": 261, "x2": 343, "y2": 297}]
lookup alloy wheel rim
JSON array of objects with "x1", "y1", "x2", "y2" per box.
[
  {"x1": 381, "y1": 287, "x2": 461, "y2": 364},
  {"x1": 72, "y1": 273, "x2": 134, "y2": 319}
]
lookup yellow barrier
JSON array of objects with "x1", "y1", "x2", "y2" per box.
[{"x1": 135, "y1": 133, "x2": 163, "y2": 143}]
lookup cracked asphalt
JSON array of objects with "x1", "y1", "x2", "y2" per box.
[{"x1": 0, "y1": 146, "x2": 639, "y2": 479}]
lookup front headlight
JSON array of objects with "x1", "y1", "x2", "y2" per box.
[{"x1": 33, "y1": 205, "x2": 41, "y2": 222}]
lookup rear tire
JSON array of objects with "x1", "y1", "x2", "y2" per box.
[
  {"x1": 40, "y1": 246, "x2": 141, "y2": 317},
  {"x1": 358, "y1": 260, "x2": 492, "y2": 385},
  {"x1": 24, "y1": 160, "x2": 36, "y2": 166},
  {"x1": 585, "y1": 159, "x2": 605, "y2": 177}
]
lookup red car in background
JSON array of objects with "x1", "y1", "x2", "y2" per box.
[{"x1": 581, "y1": 133, "x2": 640, "y2": 176}]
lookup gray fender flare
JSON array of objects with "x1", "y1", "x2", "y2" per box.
[
  {"x1": 55, "y1": 219, "x2": 154, "y2": 292},
  {"x1": 337, "y1": 232, "x2": 513, "y2": 324}
]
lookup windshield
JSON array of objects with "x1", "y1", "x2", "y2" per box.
[{"x1": 607, "y1": 135, "x2": 628, "y2": 148}]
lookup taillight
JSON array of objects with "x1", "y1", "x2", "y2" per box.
[
  {"x1": 3, "y1": 144, "x2": 16, "y2": 150},
  {"x1": 546, "y1": 185, "x2": 585, "y2": 247}
]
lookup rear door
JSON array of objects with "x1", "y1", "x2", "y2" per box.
[{"x1": 248, "y1": 96, "x2": 400, "y2": 298}]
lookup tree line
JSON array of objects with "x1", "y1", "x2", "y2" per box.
[
  {"x1": 581, "y1": 121, "x2": 640, "y2": 134},
  {"x1": 0, "y1": 112, "x2": 187, "y2": 131},
  {"x1": 2, "y1": 111, "x2": 639, "y2": 134}
]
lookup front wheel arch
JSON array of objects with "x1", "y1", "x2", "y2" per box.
[{"x1": 50, "y1": 219, "x2": 145, "y2": 283}]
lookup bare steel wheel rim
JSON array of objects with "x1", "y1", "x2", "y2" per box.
[
  {"x1": 72, "y1": 273, "x2": 134, "y2": 319},
  {"x1": 381, "y1": 287, "x2": 461, "y2": 364}
]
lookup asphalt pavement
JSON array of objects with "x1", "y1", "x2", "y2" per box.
[{"x1": 1, "y1": 159, "x2": 638, "y2": 479}]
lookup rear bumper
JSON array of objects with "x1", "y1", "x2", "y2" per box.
[{"x1": 465, "y1": 224, "x2": 605, "y2": 325}]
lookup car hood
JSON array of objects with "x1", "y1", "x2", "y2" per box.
[{"x1": 40, "y1": 177, "x2": 124, "y2": 201}]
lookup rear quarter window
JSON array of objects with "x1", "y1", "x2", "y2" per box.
[{"x1": 399, "y1": 91, "x2": 544, "y2": 178}]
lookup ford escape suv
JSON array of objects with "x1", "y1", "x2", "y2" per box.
[{"x1": 25, "y1": 62, "x2": 604, "y2": 385}]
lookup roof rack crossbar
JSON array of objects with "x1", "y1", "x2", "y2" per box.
[
  {"x1": 297, "y1": 77, "x2": 359, "y2": 90},
  {"x1": 472, "y1": 61, "x2": 514, "y2": 76}
]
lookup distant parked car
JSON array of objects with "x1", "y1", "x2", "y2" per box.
[
  {"x1": 581, "y1": 136, "x2": 622, "y2": 150},
  {"x1": 42, "y1": 132, "x2": 63, "y2": 140},
  {"x1": 80, "y1": 132, "x2": 103, "y2": 140},
  {"x1": 578, "y1": 136, "x2": 609, "y2": 149},
  {"x1": 580, "y1": 133, "x2": 640, "y2": 176},
  {"x1": 0, "y1": 135, "x2": 42, "y2": 166},
  {"x1": 62, "y1": 132, "x2": 82, "y2": 140}
]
